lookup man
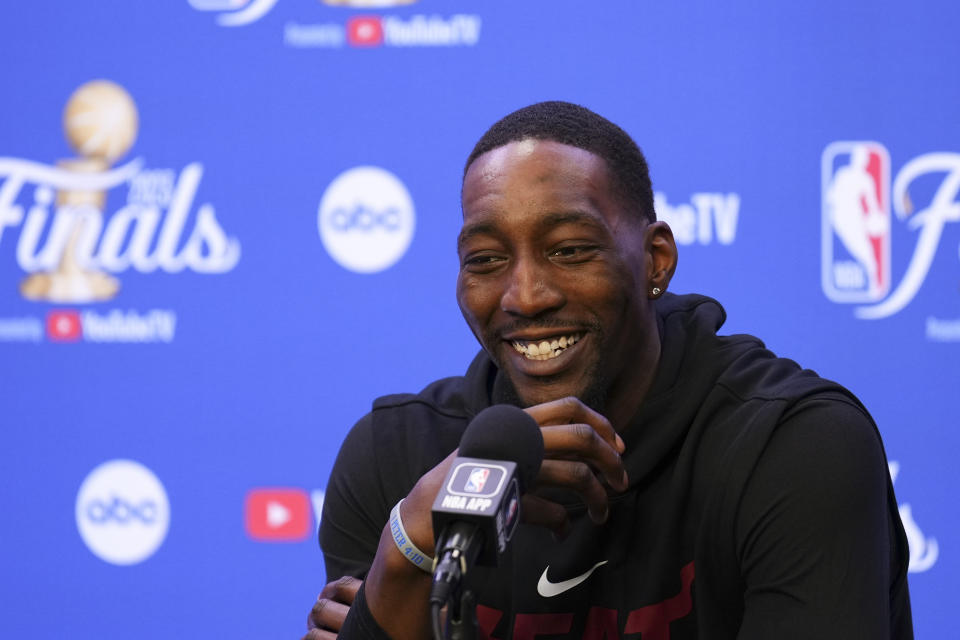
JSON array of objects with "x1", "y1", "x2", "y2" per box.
[{"x1": 306, "y1": 101, "x2": 912, "y2": 639}]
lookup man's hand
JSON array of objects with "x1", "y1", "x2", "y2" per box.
[
  {"x1": 386, "y1": 396, "x2": 629, "y2": 554},
  {"x1": 359, "y1": 397, "x2": 629, "y2": 640},
  {"x1": 523, "y1": 396, "x2": 629, "y2": 534},
  {"x1": 303, "y1": 576, "x2": 361, "y2": 640}
]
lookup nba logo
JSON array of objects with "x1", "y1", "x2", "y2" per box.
[
  {"x1": 464, "y1": 467, "x2": 490, "y2": 493},
  {"x1": 821, "y1": 142, "x2": 892, "y2": 302}
]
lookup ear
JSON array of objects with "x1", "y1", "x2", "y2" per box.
[{"x1": 644, "y1": 221, "x2": 677, "y2": 299}]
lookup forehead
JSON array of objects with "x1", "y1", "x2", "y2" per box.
[{"x1": 460, "y1": 139, "x2": 625, "y2": 237}]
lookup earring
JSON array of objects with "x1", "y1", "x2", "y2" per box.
[{"x1": 651, "y1": 287, "x2": 661, "y2": 296}]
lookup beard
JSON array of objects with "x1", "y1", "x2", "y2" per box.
[
  {"x1": 494, "y1": 364, "x2": 610, "y2": 414},
  {"x1": 486, "y1": 320, "x2": 611, "y2": 414}
]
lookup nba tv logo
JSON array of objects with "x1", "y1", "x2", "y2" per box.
[{"x1": 821, "y1": 142, "x2": 892, "y2": 302}]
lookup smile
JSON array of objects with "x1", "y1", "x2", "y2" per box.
[{"x1": 510, "y1": 332, "x2": 583, "y2": 361}]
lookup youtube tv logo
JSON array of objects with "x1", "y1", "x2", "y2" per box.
[
  {"x1": 245, "y1": 488, "x2": 311, "y2": 542},
  {"x1": 47, "y1": 309, "x2": 82, "y2": 342},
  {"x1": 347, "y1": 16, "x2": 383, "y2": 47}
]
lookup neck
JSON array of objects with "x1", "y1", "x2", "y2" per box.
[{"x1": 604, "y1": 320, "x2": 661, "y2": 432}]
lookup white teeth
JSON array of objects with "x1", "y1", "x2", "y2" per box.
[{"x1": 511, "y1": 332, "x2": 583, "y2": 361}]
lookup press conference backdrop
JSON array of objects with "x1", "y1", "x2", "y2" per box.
[{"x1": 0, "y1": 1, "x2": 955, "y2": 637}]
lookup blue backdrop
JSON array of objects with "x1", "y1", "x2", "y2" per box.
[{"x1": 0, "y1": 1, "x2": 955, "y2": 637}]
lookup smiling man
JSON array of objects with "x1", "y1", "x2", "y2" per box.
[
  {"x1": 457, "y1": 136, "x2": 667, "y2": 425},
  {"x1": 307, "y1": 102, "x2": 913, "y2": 639}
]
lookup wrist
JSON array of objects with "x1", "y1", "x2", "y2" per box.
[
  {"x1": 364, "y1": 517, "x2": 434, "y2": 640},
  {"x1": 376, "y1": 497, "x2": 436, "y2": 579},
  {"x1": 390, "y1": 499, "x2": 435, "y2": 572}
]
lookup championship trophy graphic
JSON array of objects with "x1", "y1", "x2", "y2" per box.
[{"x1": 19, "y1": 80, "x2": 139, "y2": 303}]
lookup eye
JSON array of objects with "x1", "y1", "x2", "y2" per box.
[
  {"x1": 462, "y1": 252, "x2": 507, "y2": 273},
  {"x1": 548, "y1": 244, "x2": 600, "y2": 263}
]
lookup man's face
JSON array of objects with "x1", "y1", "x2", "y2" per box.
[{"x1": 457, "y1": 139, "x2": 656, "y2": 409}]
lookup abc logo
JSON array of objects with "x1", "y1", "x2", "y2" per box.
[
  {"x1": 75, "y1": 459, "x2": 170, "y2": 565},
  {"x1": 318, "y1": 166, "x2": 415, "y2": 273}
]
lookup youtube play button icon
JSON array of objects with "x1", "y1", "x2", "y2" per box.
[{"x1": 244, "y1": 488, "x2": 311, "y2": 541}]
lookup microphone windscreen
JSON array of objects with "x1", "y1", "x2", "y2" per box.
[{"x1": 458, "y1": 405, "x2": 544, "y2": 489}]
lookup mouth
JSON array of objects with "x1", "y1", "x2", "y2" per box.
[{"x1": 509, "y1": 332, "x2": 584, "y2": 361}]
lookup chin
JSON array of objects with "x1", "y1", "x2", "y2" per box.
[{"x1": 506, "y1": 372, "x2": 608, "y2": 413}]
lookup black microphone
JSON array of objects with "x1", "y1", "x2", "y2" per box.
[{"x1": 429, "y1": 405, "x2": 544, "y2": 611}]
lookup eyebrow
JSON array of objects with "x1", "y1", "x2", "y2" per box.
[
  {"x1": 457, "y1": 222, "x2": 497, "y2": 250},
  {"x1": 540, "y1": 210, "x2": 607, "y2": 230},
  {"x1": 457, "y1": 210, "x2": 607, "y2": 250}
]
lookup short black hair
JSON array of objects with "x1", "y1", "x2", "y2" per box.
[{"x1": 464, "y1": 101, "x2": 655, "y2": 223}]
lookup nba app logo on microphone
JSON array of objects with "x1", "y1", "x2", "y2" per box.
[
  {"x1": 445, "y1": 462, "x2": 507, "y2": 499},
  {"x1": 821, "y1": 142, "x2": 892, "y2": 303},
  {"x1": 464, "y1": 467, "x2": 490, "y2": 493}
]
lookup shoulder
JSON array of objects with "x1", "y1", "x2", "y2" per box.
[
  {"x1": 727, "y1": 396, "x2": 906, "y2": 635},
  {"x1": 332, "y1": 351, "x2": 497, "y2": 495},
  {"x1": 718, "y1": 370, "x2": 888, "y2": 518},
  {"x1": 328, "y1": 375, "x2": 471, "y2": 484},
  {"x1": 733, "y1": 392, "x2": 894, "y2": 572},
  {"x1": 698, "y1": 384, "x2": 888, "y2": 527},
  {"x1": 657, "y1": 293, "x2": 859, "y2": 406},
  {"x1": 373, "y1": 374, "x2": 474, "y2": 422},
  {"x1": 371, "y1": 348, "x2": 497, "y2": 424},
  {"x1": 368, "y1": 374, "x2": 475, "y2": 453},
  {"x1": 338, "y1": 375, "x2": 475, "y2": 482},
  {"x1": 320, "y1": 374, "x2": 478, "y2": 577},
  {"x1": 692, "y1": 351, "x2": 893, "y2": 549},
  {"x1": 751, "y1": 393, "x2": 885, "y2": 500}
]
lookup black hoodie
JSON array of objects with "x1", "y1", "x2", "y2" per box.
[{"x1": 320, "y1": 293, "x2": 912, "y2": 639}]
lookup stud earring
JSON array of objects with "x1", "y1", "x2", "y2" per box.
[{"x1": 651, "y1": 287, "x2": 661, "y2": 296}]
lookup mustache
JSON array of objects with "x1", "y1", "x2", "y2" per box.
[{"x1": 486, "y1": 317, "x2": 601, "y2": 340}]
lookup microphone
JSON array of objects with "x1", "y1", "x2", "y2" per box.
[{"x1": 429, "y1": 405, "x2": 544, "y2": 611}]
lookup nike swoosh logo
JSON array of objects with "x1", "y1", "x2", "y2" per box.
[{"x1": 537, "y1": 560, "x2": 608, "y2": 598}]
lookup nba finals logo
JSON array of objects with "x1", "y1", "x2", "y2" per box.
[
  {"x1": 822, "y1": 142, "x2": 960, "y2": 319},
  {"x1": 17, "y1": 81, "x2": 138, "y2": 302},
  {"x1": 0, "y1": 80, "x2": 240, "y2": 304}
]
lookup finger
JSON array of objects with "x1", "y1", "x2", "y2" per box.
[
  {"x1": 524, "y1": 396, "x2": 624, "y2": 453},
  {"x1": 308, "y1": 597, "x2": 350, "y2": 632},
  {"x1": 302, "y1": 630, "x2": 337, "y2": 640},
  {"x1": 541, "y1": 424, "x2": 628, "y2": 491},
  {"x1": 536, "y1": 459, "x2": 610, "y2": 524},
  {"x1": 318, "y1": 575, "x2": 362, "y2": 605},
  {"x1": 520, "y1": 493, "x2": 570, "y2": 537}
]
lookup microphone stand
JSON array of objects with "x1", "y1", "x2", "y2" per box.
[
  {"x1": 430, "y1": 525, "x2": 482, "y2": 640},
  {"x1": 446, "y1": 588, "x2": 477, "y2": 640}
]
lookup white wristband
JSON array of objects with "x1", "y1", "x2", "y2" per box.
[{"x1": 389, "y1": 499, "x2": 434, "y2": 573}]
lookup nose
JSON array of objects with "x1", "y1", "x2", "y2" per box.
[{"x1": 500, "y1": 255, "x2": 565, "y2": 317}]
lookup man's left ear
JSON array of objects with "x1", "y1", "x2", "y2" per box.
[{"x1": 644, "y1": 221, "x2": 678, "y2": 299}]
